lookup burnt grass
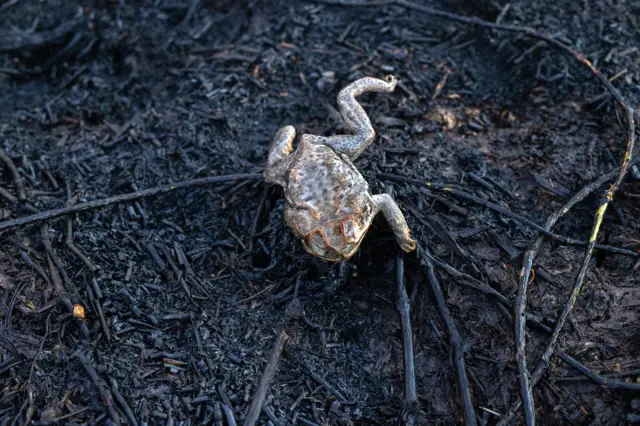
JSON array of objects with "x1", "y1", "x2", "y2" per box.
[{"x1": 1, "y1": 0, "x2": 640, "y2": 425}]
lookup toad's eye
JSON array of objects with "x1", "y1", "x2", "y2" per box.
[
  {"x1": 306, "y1": 230, "x2": 327, "y2": 254},
  {"x1": 342, "y1": 216, "x2": 362, "y2": 243}
]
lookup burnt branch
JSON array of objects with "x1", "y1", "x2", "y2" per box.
[
  {"x1": 0, "y1": 173, "x2": 263, "y2": 232},
  {"x1": 243, "y1": 329, "x2": 289, "y2": 426},
  {"x1": 421, "y1": 245, "x2": 477, "y2": 426}
]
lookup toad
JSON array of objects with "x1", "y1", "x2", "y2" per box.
[{"x1": 264, "y1": 75, "x2": 416, "y2": 262}]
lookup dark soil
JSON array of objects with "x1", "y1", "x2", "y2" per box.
[{"x1": 1, "y1": 0, "x2": 639, "y2": 425}]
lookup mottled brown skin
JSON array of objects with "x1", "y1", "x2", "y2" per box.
[{"x1": 264, "y1": 75, "x2": 416, "y2": 262}]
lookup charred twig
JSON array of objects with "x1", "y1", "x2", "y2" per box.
[
  {"x1": 432, "y1": 67, "x2": 451, "y2": 99},
  {"x1": 65, "y1": 216, "x2": 96, "y2": 271},
  {"x1": 109, "y1": 378, "x2": 140, "y2": 426},
  {"x1": 299, "y1": 361, "x2": 347, "y2": 402},
  {"x1": 5, "y1": 281, "x2": 27, "y2": 329},
  {"x1": 212, "y1": 402, "x2": 223, "y2": 426},
  {"x1": 419, "y1": 247, "x2": 532, "y2": 321},
  {"x1": 159, "y1": 244, "x2": 192, "y2": 299},
  {"x1": 404, "y1": 203, "x2": 480, "y2": 273},
  {"x1": 89, "y1": 278, "x2": 102, "y2": 299},
  {"x1": 65, "y1": 183, "x2": 98, "y2": 271},
  {"x1": 0, "y1": 0, "x2": 19, "y2": 11},
  {"x1": 552, "y1": 369, "x2": 640, "y2": 382},
  {"x1": 234, "y1": 283, "x2": 276, "y2": 306},
  {"x1": 378, "y1": 173, "x2": 636, "y2": 257},
  {"x1": 420, "y1": 245, "x2": 476, "y2": 426},
  {"x1": 0, "y1": 147, "x2": 26, "y2": 201},
  {"x1": 55, "y1": 63, "x2": 89, "y2": 91},
  {"x1": 179, "y1": 0, "x2": 201, "y2": 27},
  {"x1": 221, "y1": 403, "x2": 238, "y2": 426},
  {"x1": 218, "y1": 384, "x2": 236, "y2": 414},
  {"x1": 262, "y1": 406, "x2": 283, "y2": 426},
  {"x1": 20, "y1": 250, "x2": 51, "y2": 286},
  {"x1": 192, "y1": 313, "x2": 215, "y2": 374},
  {"x1": 557, "y1": 354, "x2": 640, "y2": 391},
  {"x1": 46, "y1": 407, "x2": 91, "y2": 422},
  {"x1": 115, "y1": 229, "x2": 143, "y2": 252},
  {"x1": 0, "y1": 18, "x2": 83, "y2": 53},
  {"x1": 243, "y1": 329, "x2": 289, "y2": 426},
  {"x1": 41, "y1": 225, "x2": 65, "y2": 294},
  {"x1": 466, "y1": 172, "x2": 500, "y2": 195},
  {"x1": 0, "y1": 173, "x2": 263, "y2": 232},
  {"x1": 75, "y1": 352, "x2": 121, "y2": 425},
  {"x1": 28, "y1": 313, "x2": 52, "y2": 389},
  {"x1": 42, "y1": 231, "x2": 71, "y2": 290},
  {"x1": 0, "y1": 185, "x2": 18, "y2": 204},
  {"x1": 86, "y1": 281, "x2": 110, "y2": 341},
  {"x1": 396, "y1": 255, "x2": 420, "y2": 424},
  {"x1": 41, "y1": 224, "x2": 91, "y2": 339},
  {"x1": 516, "y1": 248, "x2": 540, "y2": 425}
]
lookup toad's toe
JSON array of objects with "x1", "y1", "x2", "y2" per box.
[{"x1": 399, "y1": 236, "x2": 417, "y2": 252}]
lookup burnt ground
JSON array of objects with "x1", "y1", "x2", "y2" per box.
[{"x1": 1, "y1": 0, "x2": 640, "y2": 425}]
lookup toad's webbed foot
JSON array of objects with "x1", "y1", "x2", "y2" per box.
[{"x1": 373, "y1": 193, "x2": 416, "y2": 252}]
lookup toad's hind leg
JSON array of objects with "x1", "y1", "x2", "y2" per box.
[
  {"x1": 373, "y1": 193, "x2": 416, "y2": 253},
  {"x1": 264, "y1": 125, "x2": 296, "y2": 187},
  {"x1": 318, "y1": 75, "x2": 397, "y2": 160}
]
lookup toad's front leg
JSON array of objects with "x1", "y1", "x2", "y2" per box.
[
  {"x1": 373, "y1": 193, "x2": 416, "y2": 253},
  {"x1": 264, "y1": 125, "x2": 296, "y2": 187}
]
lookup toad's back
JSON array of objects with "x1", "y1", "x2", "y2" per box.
[{"x1": 285, "y1": 139, "x2": 369, "y2": 221}]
